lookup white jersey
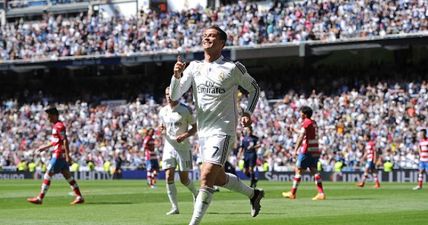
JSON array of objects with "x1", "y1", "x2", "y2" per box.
[
  {"x1": 170, "y1": 56, "x2": 260, "y2": 138},
  {"x1": 159, "y1": 103, "x2": 195, "y2": 151}
]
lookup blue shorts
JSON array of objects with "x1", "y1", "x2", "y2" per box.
[
  {"x1": 47, "y1": 157, "x2": 69, "y2": 174},
  {"x1": 146, "y1": 159, "x2": 159, "y2": 171},
  {"x1": 244, "y1": 152, "x2": 257, "y2": 168},
  {"x1": 365, "y1": 161, "x2": 375, "y2": 170},
  {"x1": 419, "y1": 162, "x2": 428, "y2": 171},
  {"x1": 296, "y1": 153, "x2": 319, "y2": 169}
]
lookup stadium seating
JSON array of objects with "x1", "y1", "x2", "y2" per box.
[{"x1": 0, "y1": 0, "x2": 427, "y2": 60}]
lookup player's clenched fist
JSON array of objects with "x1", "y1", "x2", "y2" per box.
[{"x1": 173, "y1": 56, "x2": 186, "y2": 78}]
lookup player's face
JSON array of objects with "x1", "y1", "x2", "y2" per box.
[
  {"x1": 419, "y1": 131, "x2": 426, "y2": 140},
  {"x1": 202, "y1": 28, "x2": 225, "y2": 52},
  {"x1": 47, "y1": 114, "x2": 57, "y2": 123},
  {"x1": 148, "y1": 129, "x2": 154, "y2": 136},
  {"x1": 300, "y1": 111, "x2": 306, "y2": 120}
]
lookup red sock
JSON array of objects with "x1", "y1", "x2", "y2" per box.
[
  {"x1": 315, "y1": 174, "x2": 324, "y2": 193},
  {"x1": 291, "y1": 176, "x2": 301, "y2": 195}
]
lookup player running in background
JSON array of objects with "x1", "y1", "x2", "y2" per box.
[
  {"x1": 357, "y1": 133, "x2": 381, "y2": 188},
  {"x1": 282, "y1": 106, "x2": 326, "y2": 200},
  {"x1": 170, "y1": 25, "x2": 264, "y2": 225},
  {"x1": 413, "y1": 129, "x2": 428, "y2": 190},
  {"x1": 159, "y1": 87, "x2": 198, "y2": 215},
  {"x1": 238, "y1": 126, "x2": 260, "y2": 188},
  {"x1": 27, "y1": 106, "x2": 84, "y2": 205},
  {"x1": 144, "y1": 128, "x2": 159, "y2": 188}
]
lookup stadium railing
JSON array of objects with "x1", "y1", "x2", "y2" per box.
[{"x1": 0, "y1": 32, "x2": 427, "y2": 67}]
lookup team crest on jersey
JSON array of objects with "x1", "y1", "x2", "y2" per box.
[
  {"x1": 218, "y1": 72, "x2": 225, "y2": 81},
  {"x1": 194, "y1": 64, "x2": 203, "y2": 76}
]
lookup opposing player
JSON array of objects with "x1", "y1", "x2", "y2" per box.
[
  {"x1": 27, "y1": 106, "x2": 84, "y2": 205},
  {"x1": 170, "y1": 25, "x2": 264, "y2": 225},
  {"x1": 413, "y1": 129, "x2": 428, "y2": 190},
  {"x1": 238, "y1": 126, "x2": 260, "y2": 188},
  {"x1": 282, "y1": 106, "x2": 325, "y2": 200},
  {"x1": 144, "y1": 128, "x2": 159, "y2": 188},
  {"x1": 159, "y1": 87, "x2": 198, "y2": 215},
  {"x1": 357, "y1": 133, "x2": 381, "y2": 188}
]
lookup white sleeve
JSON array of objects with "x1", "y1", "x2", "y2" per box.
[
  {"x1": 158, "y1": 108, "x2": 165, "y2": 126},
  {"x1": 234, "y1": 61, "x2": 260, "y2": 115},
  {"x1": 170, "y1": 61, "x2": 194, "y2": 101}
]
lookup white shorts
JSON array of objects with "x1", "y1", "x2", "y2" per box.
[
  {"x1": 162, "y1": 142, "x2": 193, "y2": 171},
  {"x1": 199, "y1": 134, "x2": 235, "y2": 166}
]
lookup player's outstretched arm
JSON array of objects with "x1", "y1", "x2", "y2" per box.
[
  {"x1": 170, "y1": 56, "x2": 193, "y2": 101},
  {"x1": 35, "y1": 143, "x2": 53, "y2": 152}
]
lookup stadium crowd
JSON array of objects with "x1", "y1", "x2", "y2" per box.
[
  {"x1": 1, "y1": 0, "x2": 427, "y2": 60},
  {"x1": 1, "y1": 80, "x2": 427, "y2": 173}
]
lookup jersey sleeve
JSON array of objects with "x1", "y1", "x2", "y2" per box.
[
  {"x1": 233, "y1": 61, "x2": 260, "y2": 115},
  {"x1": 158, "y1": 108, "x2": 165, "y2": 126},
  {"x1": 170, "y1": 61, "x2": 195, "y2": 101}
]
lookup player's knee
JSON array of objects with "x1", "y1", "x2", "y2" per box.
[{"x1": 180, "y1": 177, "x2": 189, "y2": 185}]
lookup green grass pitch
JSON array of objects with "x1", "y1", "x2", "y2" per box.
[{"x1": 1, "y1": 180, "x2": 427, "y2": 225}]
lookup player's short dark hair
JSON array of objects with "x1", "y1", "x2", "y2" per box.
[
  {"x1": 44, "y1": 106, "x2": 59, "y2": 115},
  {"x1": 300, "y1": 106, "x2": 313, "y2": 118},
  {"x1": 208, "y1": 25, "x2": 227, "y2": 42},
  {"x1": 421, "y1": 129, "x2": 427, "y2": 136}
]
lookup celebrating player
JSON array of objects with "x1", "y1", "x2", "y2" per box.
[
  {"x1": 413, "y1": 129, "x2": 428, "y2": 190},
  {"x1": 238, "y1": 126, "x2": 260, "y2": 188},
  {"x1": 144, "y1": 128, "x2": 159, "y2": 188},
  {"x1": 27, "y1": 106, "x2": 84, "y2": 205},
  {"x1": 282, "y1": 106, "x2": 326, "y2": 200},
  {"x1": 170, "y1": 25, "x2": 264, "y2": 225},
  {"x1": 159, "y1": 87, "x2": 198, "y2": 215},
  {"x1": 357, "y1": 133, "x2": 381, "y2": 188}
]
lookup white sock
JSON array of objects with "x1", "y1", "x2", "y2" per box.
[
  {"x1": 167, "y1": 182, "x2": 178, "y2": 210},
  {"x1": 184, "y1": 180, "x2": 198, "y2": 197},
  {"x1": 189, "y1": 186, "x2": 214, "y2": 225},
  {"x1": 222, "y1": 173, "x2": 254, "y2": 198}
]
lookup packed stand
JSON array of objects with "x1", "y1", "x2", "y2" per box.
[
  {"x1": 1, "y1": 80, "x2": 427, "y2": 173},
  {"x1": 1, "y1": 0, "x2": 427, "y2": 61}
]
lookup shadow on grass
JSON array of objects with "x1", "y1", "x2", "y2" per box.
[
  {"x1": 328, "y1": 198, "x2": 374, "y2": 201},
  {"x1": 86, "y1": 201, "x2": 134, "y2": 205},
  {"x1": 208, "y1": 212, "x2": 283, "y2": 215}
]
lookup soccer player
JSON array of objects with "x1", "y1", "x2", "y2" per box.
[
  {"x1": 144, "y1": 128, "x2": 159, "y2": 188},
  {"x1": 159, "y1": 87, "x2": 198, "y2": 215},
  {"x1": 238, "y1": 126, "x2": 260, "y2": 188},
  {"x1": 282, "y1": 106, "x2": 326, "y2": 200},
  {"x1": 413, "y1": 129, "x2": 428, "y2": 190},
  {"x1": 357, "y1": 133, "x2": 381, "y2": 188},
  {"x1": 27, "y1": 106, "x2": 84, "y2": 205},
  {"x1": 170, "y1": 25, "x2": 264, "y2": 225}
]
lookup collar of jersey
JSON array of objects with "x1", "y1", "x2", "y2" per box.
[{"x1": 204, "y1": 55, "x2": 223, "y2": 64}]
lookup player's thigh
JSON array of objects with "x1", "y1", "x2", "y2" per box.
[
  {"x1": 200, "y1": 134, "x2": 235, "y2": 166},
  {"x1": 146, "y1": 160, "x2": 152, "y2": 171},
  {"x1": 176, "y1": 150, "x2": 193, "y2": 172},
  {"x1": 150, "y1": 159, "x2": 160, "y2": 171},
  {"x1": 199, "y1": 162, "x2": 224, "y2": 187},
  {"x1": 420, "y1": 162, "x2": 428, "y2": 172},
  {"x1": 47, "y1": 157, "x2": 66, "y2": 174},
  {"x1": 162, "y1": 147, "x2": 177, "y2": 171},
  {"x1": 178, "y1": 171, "x2": 190, "y2": 184},
  {"x1": 296, "y1": 153, "x2": 310, "y2": 170},
  {"x1": 165, "y1": 168, "x2": 176, "y2": 181}
]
